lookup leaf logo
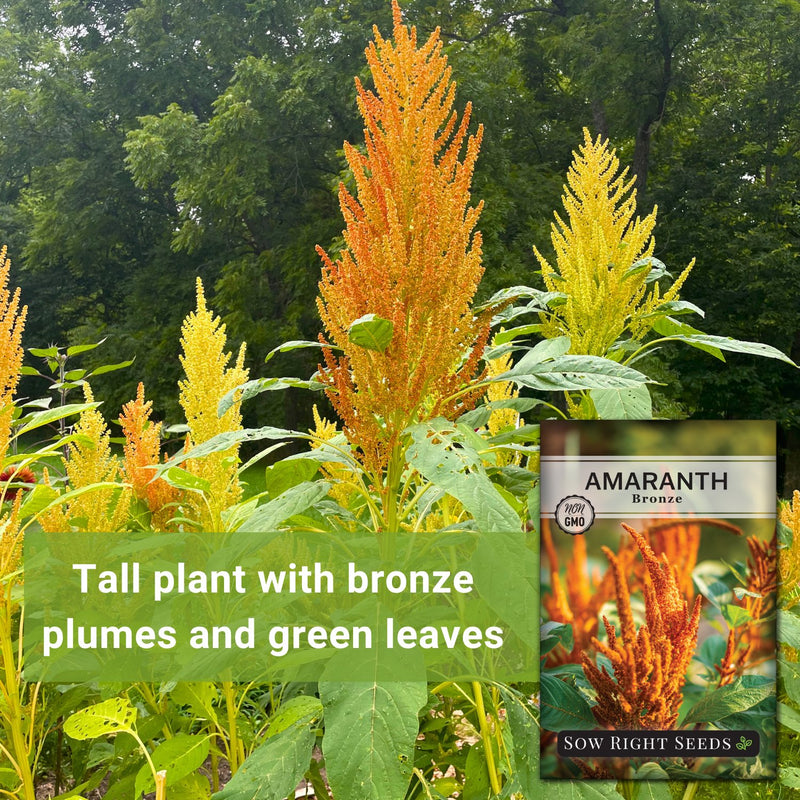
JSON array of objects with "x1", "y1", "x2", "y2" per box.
[{"x1": 735, "y1": 735, "x2": 753, "y2": 751}]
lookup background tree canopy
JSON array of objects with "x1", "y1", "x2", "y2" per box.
[{"x1": 1, "y1": 0, "x2": 798, "y2": 491}]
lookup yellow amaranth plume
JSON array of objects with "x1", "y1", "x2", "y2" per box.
[
  {"x1": 309, "y1": 405, "x2": 355, "y2": 509},
  {"x1": 536, "y1": 129, "x2": 694, "y2": 356},
  {"x1": 780, "y1": 491, "x2": 800, "y2": 611},
  {"x1": 179, "y1": 278, "x2": 249, "y2": 529},
  {"x1": 40, "y1": 386, "x2": 130, "y2": 532}
]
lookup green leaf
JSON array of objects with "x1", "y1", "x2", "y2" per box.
[
  {"x1": 211, "y1": 698, "x2": 320, "y2": 800},
  {"x1": 781, "y1": 767, "x2": 800, "y2": 789},
  {"x1": 780, "y1": 658, "x2": 800, "y2": 706},
  {"x1": 491, "y1": 324, "x2": 543, "y2": 345},
  {"x1": 778, "y1": 701, "x2": 800, "y2": 733},
  {"x1": 546, "y1": 782, "x2": 627, "y2": 799},
  {"x1": 651, "y1": 317, "x2": 725, "y2": 359},
  {"x1": 504, "y1": 354, "x2": 650, "y2": 392},
  {"x1": 319, "y1": 680, "x2": 426, "y2": 800},
  {"x1": 16, "y1": 402, "x2": 101, "y2": 435},
  {"x1": 264, "y1": 458, "x2": 319, "y2": 497},
  {"x1": 66, "y1": 339, "x2": 107, "y2": 357},
  {"x1": 161, "y1": 467, "x2": 212, "y2": 494},
  {"x1": 463, "y1": 741, "x2": 491, "y2": 800},
  {"x1": 29, "y1": 345, "x2": 61, "y2": 357},
  {"x1": 167, "y1": 773, "x2": 212, "y2": 800},
  {"x1": 406, "y1": 419, "x2": 520, "y2": 532},
  {"x1": 509, "y1": 336, "x2": 571, "y2": 371},
  {"x1": 348, "y1": 313, "x2": 393, "y2": 352},
  {"x1": 681, "y1": 683, "x2": 774, "y2": 725},
  {"x1": 541, "y1": 621, "x2": 574, "y2": 657},
  {"x1": 591, "y1": 385, "x2": 653, "y2": 420},
  {"x1": 266, "y1": 696, "x2": 323, "y2": 737},
  {"x1": 218, "y1": 377, "x2": 325, "y2": 416},
  {"x1": 540, "y1": 673, "x2": 597, "y2": 730},
  {"x1": 778, "y1": 608, "x2": 800, "y2": 647},
  {"x1": 264, "y1": 339, "x2": 339, "y2": 363},
  {"x1": 64, "y1": 698, "x2": 137, "y2": 740},
  {"x1": 240, "y1": 481, "x2": 331, "y2": 531},
  {"x1": 170, "y1": 682, "x2": 219, "y2": 725},
  {"x1": 87, "y1": 358, "x2": 135, "y2": 376},
  {"x1": 633, "y1": 772, "x2": 673, "y2": 800},
  {"x1": 720, "y1": 603, "x2": 752, "y2": 627},
  {"x1": 499, "y1": 688, "x2": 539, "y2": 797},
  {"x1": 135, "y1": 734, "x2": 211, "y2": 795}
]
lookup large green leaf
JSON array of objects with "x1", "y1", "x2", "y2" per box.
[
  {"x1": 239, "y1": 480, "x2": 331, "y2": 530},
  {"x1": 546, "y1": 781, "x2": 627, "y2": 799},
  {"x1": 540, "y1": 673, "x2": 597, "y2": 730},
  {"x1": 504, "y1": 354, "x2": 650, "y2": 392},
  {"x1": 64, "y1": 698, "x2": 137, "y2": 740},
  {"x1": 681, "y1": 682, "x2": 774, "y2": 725},
  {"x1": 406, "y1": 419, "x2": 520, "y2": 532},
  {"x1": 211, "y1": 696, "x2": 322, "y2": 800},
  {"x1": 16, "y1": 402, "x2": 101, "y2": 435},
  {"x1": 319, "y1": 680, "x2": 426, "y2": 800},
  {"x1": 135, "y1": 734, "x2": 211, "y2": 795},
  {"x1": 591, "y1": 385, "x2": 653, "y2": 419},
  {"x1": 348, "y1": 313, "x2": 393, "y2": 352},
  {"x1": 500, "y1": 688, "x2": 539, "y2": 797},
  {"x1": 218, "y1": 377, "x2": 325, "y2": 416}
]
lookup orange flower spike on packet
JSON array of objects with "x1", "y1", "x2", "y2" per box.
[{"x1": 582, "y1": 524, "x2": 702, "y2": 729}]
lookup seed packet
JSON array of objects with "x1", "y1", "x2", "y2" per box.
[{"x1": 539, "y1": 420, "x2": 776, "y2": 780}]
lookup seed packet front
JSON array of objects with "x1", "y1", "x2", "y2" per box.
[{"x1": 539, "y1": 420, "x2": 777, "y2": 780}]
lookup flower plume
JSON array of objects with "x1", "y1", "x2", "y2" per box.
[{"x1": 316, "y1": 0, "x2": 488, "y2": 473}]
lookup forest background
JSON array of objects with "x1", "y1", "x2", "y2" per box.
[{"x1": 1, "y1": 0, "x2": 798, "y2": 491}]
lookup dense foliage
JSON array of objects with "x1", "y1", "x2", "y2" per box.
[
  {"x1": 0, "y1": 0, "x2": 797, "y2": 490},
  {"x1": 0, "y1": 2, "x2": 799, "y2": 799}
]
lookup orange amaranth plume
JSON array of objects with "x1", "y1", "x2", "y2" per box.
[
  {"x1": 582, "y1": 524, "x2": 702, "y2": 729},
  {"x1": 316, "y1": 1, "x2": 489, "y2": 474},
  {"x1": 119, "y1": 383, "x2": 178, "y2": 530}
]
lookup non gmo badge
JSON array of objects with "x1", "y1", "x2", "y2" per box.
[{"x1": 554, "y1": 495, "x2": 595, "y2": 535}]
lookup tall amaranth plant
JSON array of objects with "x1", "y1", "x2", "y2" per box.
[{"x1": 316, "y1": 0, "x2": 488, "y2": 476}]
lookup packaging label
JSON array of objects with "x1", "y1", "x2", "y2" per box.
[{"x1": 539, "y1": 421, "x2": 776, "y2": 780}]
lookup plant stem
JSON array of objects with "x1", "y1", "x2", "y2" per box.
[
  {"x1": 0, "y1": 584, "x2": 36, "y2": 800},
  {"x1": 681, "y1": 782, "x2": 700, "y2": 800},
  {"x1": 155, "y1": 769, "x2": 167, "y2": 800},
  {"x1": 222, "y1": 681, "x2": 241, "y2": 773},
  {"x1": 471, "y1": 681, "x2": 501, "y2": 796}
]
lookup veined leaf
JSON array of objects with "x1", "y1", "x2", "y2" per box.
[
  {"x1": 218, "y1": 377, "x2": 325, "y2": 416},
  {"x1": 406, "y1": 419, "x2": 520, "y2": 532},
  {"x1": 161, "y1": 467, "x2": 211, "y2": 494},
  {"x1": 16, "y1": 402, "x2": 101, "y2": 435},
  {"x1": 211, "y1": 696, "x2": 321, "y2": 800},
  {"x1": 504, "y1": 354, "x2": 650, "y2": 392},
  {"x1": 319, "y1": 680, "x2": 426, "y2": 800},
  {"x1": 591, "y1": 385, "x2": 653, "y2": 420},
  {"x1": 681, "y1": 682, "x2": 774, "y2": 725},
  {"x1": 348, "y1": 313, "x2": 393, "y2": 352},
  {"x1": 64, "y1": 698, "x2": 137, "y2": 740},
  {"x1": 540, "y1": 673, "x2": 597, "y2": 730},
  {"x1": 135, "y1": 734, "x2": 211, "y2": 795},
  {"x1": 240, "y1": 481, "x2": 331, "y2": 531}
]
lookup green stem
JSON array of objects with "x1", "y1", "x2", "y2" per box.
[
  {"x1": 471, "y1": 682, "x2": 501, "y2": 796},
  {"x1": 0, "y1": 586, "x2": 36, "y2": 800},
  {"x1": 681, "y1": 782, "x2": 700, "y2": 800},
  {"x1": 222, "y1": 681, "x2": 241, "y2": 773}
]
